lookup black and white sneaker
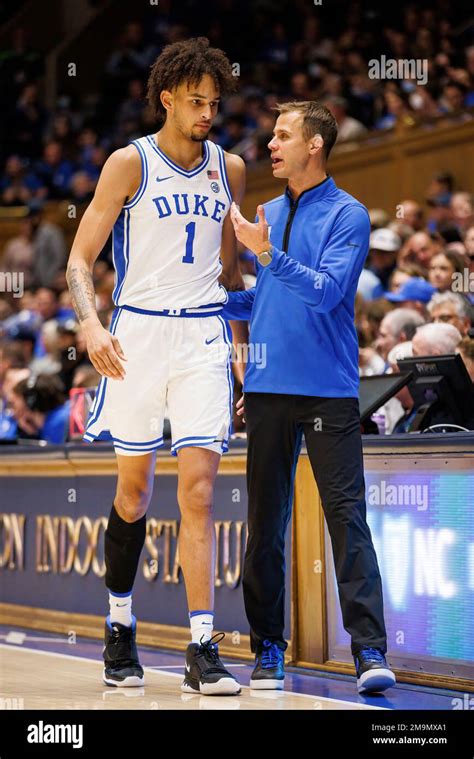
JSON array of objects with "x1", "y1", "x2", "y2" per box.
[
  {"x1": 354, "y1": 647, "x2": 396, "y2": 693},
  {"x1": 181, "y1": 633, "x2": 241, "y2": 695},
  {"x1": 103, "y1": 614, "x2": 145, "y2": 687},
  {"x1": 249, "y1": 639, "x2": 285, "y2": 690}
]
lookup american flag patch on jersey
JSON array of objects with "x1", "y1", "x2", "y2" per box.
[{"x1": 207, "y1": 170, "x2": 219, "y2": 179}]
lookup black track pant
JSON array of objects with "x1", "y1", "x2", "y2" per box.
[{"x1": 242, "y1": 392, "x2": 387, "y2": 656}]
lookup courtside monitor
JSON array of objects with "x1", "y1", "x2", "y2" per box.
[
  {"x1": 397, "y1": 353, "x2": 474, "y2": 431},
  {"x1": 358, "y1": 373, "x2": 413, "y2": 423}
]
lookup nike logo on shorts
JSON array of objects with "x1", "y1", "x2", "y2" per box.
[{"x1": 205, "y1": 335, "x2": 219, "y2": 345}]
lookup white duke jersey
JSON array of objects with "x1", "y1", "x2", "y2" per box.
[{"x1": 111, "y1": 135, "x2": 232, "y2": 311}]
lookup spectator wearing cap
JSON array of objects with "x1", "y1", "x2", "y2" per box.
[
  {"x1": 428, "y1": 249, "x2": 466, "y2": 293},
  {"x1": 427, "y1": 292, "x2": 472, "y2": 336},
  {"x1": 384, "y1": 277, "x2": 437, "y2": 316},
  {"x1": 374, "y1": 308, "x2": 425, "y2": 364},
  {"x1": 367, "y1": 228, "x2": 402, "y2": 289}
]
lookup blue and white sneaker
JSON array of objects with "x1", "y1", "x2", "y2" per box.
[
  {"x1": 249, "y1": 639, "x2": 285, "y2": 690},
  {"x1": 103, "y1": 614, "x2": 145, "y2": 687},
  {"x1": 354, "y1": 647, "x2": 396, "y2": 693}
]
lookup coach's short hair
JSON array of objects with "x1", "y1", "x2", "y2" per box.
[{"x1": 274, "y1": 101, "x2": 338, "y2": 159}]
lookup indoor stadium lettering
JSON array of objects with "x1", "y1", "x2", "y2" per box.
[{"x1": 0, "y1": 513, "x2": 247, "y2": 588}]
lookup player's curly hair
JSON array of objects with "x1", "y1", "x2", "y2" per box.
[{"x1": 147, "y1": 37, "x2": 237, "y2": 121}]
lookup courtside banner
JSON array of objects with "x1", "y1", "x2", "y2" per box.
[
  {"x1": 326, "y1": 453, "x2": 474, "y2": 680},
  {"x1": 0, "y1": 444, "x2": 291, "y2": 639}
]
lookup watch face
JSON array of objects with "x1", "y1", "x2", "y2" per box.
[{"x1": 259, "y1": 251, "x2": 272, "y2": 267}]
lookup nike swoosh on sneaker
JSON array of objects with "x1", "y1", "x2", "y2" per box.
[
  {"x1": 156, "y1": 175, "x2": 173, "y2": 182},
  {"x1": 205, "y1": 335, "x2": 219, "y2": 345}
]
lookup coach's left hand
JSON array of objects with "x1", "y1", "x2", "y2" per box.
[{"x1": 230, "y1": 202, "x2": 270, "y2": 255}]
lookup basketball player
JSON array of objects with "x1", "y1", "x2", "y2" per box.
[{"x1": 66, "y1": 38, "x2": 246, "y2": 695}]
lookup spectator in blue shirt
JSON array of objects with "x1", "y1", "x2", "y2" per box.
[
  {"x1": 9, "y1": 373, "x2": 70, "y2": 444},
  {"x1": 0, "y1": 154, "x2": 45, "y2": 206},
  {"x1": 35, "y1": 140, "x2": 74, "y2": 199}
]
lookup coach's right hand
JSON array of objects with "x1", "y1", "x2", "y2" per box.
[
  {"x1": 236, "y1": 393, "x2": 245, "y2": 423},
  {"x1": 82, "y1": 321, "x2": 127, "y2": 380}
]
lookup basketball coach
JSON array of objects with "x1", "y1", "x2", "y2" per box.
[{"x1": 222, "y1": 101, "x2": 396, "y2": 695}]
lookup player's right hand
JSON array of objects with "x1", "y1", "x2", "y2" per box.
[{"x1": 82, "y1": 322, "x2": 127, "y2": 380}]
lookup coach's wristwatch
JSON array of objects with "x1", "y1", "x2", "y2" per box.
[{"x1": 257, "y1": 245, "x2": 273, "y2": 267}]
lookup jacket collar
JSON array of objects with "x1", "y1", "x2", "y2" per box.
[{"x1": 285, "y1": 175, "x2": 335, "y2": 207}]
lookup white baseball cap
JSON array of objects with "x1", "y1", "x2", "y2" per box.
[{"x1": 369, "y1": 228, "x2": 402, "y2": 252}]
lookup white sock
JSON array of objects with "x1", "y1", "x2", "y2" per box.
[
  {"x1": 189, "y1": 611, "x2": 214, "y2": 644},
  {"x1": 109, "y1": 591, "x2": 133, "y2": 627}
]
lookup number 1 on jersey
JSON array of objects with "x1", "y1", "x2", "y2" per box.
[{"x1": 182, "y1": 221, "x2": 196, "y2": 264}]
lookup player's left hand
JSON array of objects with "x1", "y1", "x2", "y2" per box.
[{"x1": 230, "y1": 202, "x2": 270, "y2": 255}]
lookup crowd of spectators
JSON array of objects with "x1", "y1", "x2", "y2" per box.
[
  {"x1": 1, "y1": 0, "x2": 474, "y2": 443},
  {"x1": 1, "y1": 0, "x2": 474, "y2": 205},
  {"x1": 1, "y1": 167, "x2": 474, "y2": 443}
]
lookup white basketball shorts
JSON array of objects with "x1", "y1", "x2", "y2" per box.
[{"x1": 83, "y1": 305, "x2": 233, "y2": 456}]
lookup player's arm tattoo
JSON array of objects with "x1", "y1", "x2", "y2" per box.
[{"x1": 66, "y1": 263, "x2": 98, "y2": 323}]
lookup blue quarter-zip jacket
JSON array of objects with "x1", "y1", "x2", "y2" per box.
[{"x1": 222, "y1": 176, "x2": 370, "y2": 397}]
